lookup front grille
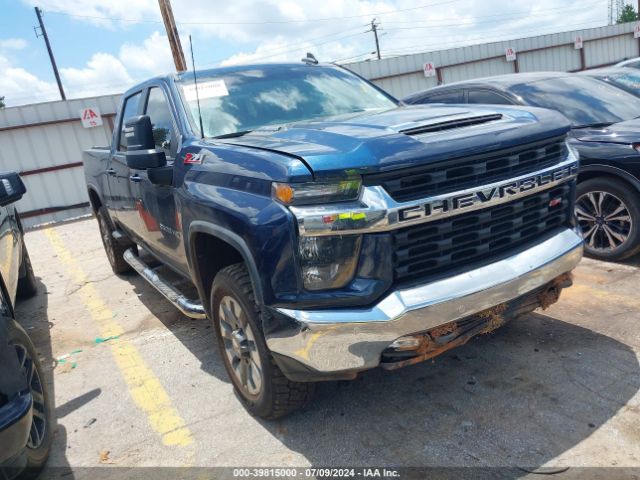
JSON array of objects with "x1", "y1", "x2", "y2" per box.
[
  {"x1": 392, "y1": 184, "x2": 573, "y2": 287},
  {"x1": 364, "y1": 135, "x2": 566, "y2": 202}
]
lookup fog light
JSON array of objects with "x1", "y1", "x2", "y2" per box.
[{"x1": 388, "y1": 336, "x2": 422, "y2": 351}]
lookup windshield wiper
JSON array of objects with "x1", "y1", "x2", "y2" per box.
[
  {"x1": 573, "y1": 122, "x2": 613, "y2": 129},
  {"x1": 212, "y1": 130, "x2": 252, "y2": 139}
]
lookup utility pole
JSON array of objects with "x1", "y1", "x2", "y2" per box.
[
  {"x1": 34, "y1": 7, "x2": 65, "y2": 100},
  {"x1": 370, "y1": 18, "x2": 381, "y2": 60},
  {"x1": 158, "y1": 0, "x2": 187, "y2": 72}
]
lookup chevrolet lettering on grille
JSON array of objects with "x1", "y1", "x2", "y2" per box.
[{"x1": 398, "y1": 163, "x2": 579, "y2": 222}]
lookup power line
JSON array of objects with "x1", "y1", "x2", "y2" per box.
[
  {"x1": 34, "y1": 6, "x2": 66, "y2": 100},
  {"x1": 380, "y1": 1, "x2": 605, "y2": 26},
  {"x1": 43, "y1": 0, "x2": 464, "y2": 26},
  {"x1": 369, "y1": 19, "x2": 382, "y2": 60}
]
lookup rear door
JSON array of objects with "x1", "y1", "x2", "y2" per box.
[{"x1": 107, "y1": 91, "x2": 143, "y2": 234}]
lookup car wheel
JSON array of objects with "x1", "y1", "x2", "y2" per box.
[
  {"x1": 211, "y1": 263, "x2": 315, "y2": 419},
  {"x1": 17, "y1": 242, "x2": 38, "y2": 299},
  {"x1": 576, "y1": 177, "x2": 640, "y2": 261},
  {"x1": 7, "y1": 319, "x2": 52, "y2": 478},
  {"x1": 96, "y1": 207, "x2": 136, "y2": 274}
]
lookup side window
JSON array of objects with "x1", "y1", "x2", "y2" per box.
[
  {"x1": 118, "y1": 92, "x2": 142, "y2": 151},
  {"x1": 145, "y1": 87, "x2": 175, "y2": 158},
  {"x1": 419, "y1": 90, "x2": 462, "y2": 104},
  {"x1": 467, "y1": 90, "x2": 512, "y2": 105}
]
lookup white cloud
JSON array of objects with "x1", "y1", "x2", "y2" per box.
[
  {"x1": 119, "y1": 31, "x2": 174, "y2": 75},
  {"x1": 0, "y1": 54, "x2": 59, "y2": 106},
  {"x1": 0, "y1": 38, "x2": 28, "y2": 50},
  {"x1": 60, "y1": 52, "x2": 133, "y2": 98}
]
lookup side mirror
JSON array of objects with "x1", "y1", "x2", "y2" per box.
[
  {"x1": 0, "y1": 172, "x2": 26, "y2": 207},
  {"x1": 124, "y1": 115, "x2": 166, "y2": 170}
]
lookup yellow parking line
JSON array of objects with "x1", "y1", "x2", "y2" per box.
[{"x1": 44, "y1": 227, "x2": 193, "y2": 447}]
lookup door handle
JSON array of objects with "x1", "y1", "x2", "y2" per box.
[
  {"x1": 106, "y1": 168, "x2": 116, "y2": 176},
  {"x1": 129, "y1": 174, "x2": 142, "y2": 183}
]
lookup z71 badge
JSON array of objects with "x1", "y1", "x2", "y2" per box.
[{"x1": 183, "y1": 153, "x2": 204, "y2": 165}]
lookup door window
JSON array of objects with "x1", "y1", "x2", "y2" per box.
[
  {"x1": 118, "y1": 92, "x2": 142, "y2": 151},
  {"x1": 417, "y1": 90, "x2": 463, "y2": 104},
  {"x1": 467, "y1": 89, "x2": 512, "y2": 105},
  {"x1": 145, "y1": 87, "x2": 175, "y2": 158}
]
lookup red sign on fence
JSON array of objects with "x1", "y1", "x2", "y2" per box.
[
  {"x1": 80, "y1": 107, "x2": 103, "y2": 128},
  {"x1": 423, "y1": 62, "x2": 436, "y2": 78},
  {"x1": 505, "y1": 47, "x2": 517, "y2": 62}
]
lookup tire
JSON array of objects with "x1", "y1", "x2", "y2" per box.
[
  {"x1": 96, "y1": 207, "x2": 136, "y2": 274},
  {"x1": 211, "y1": 263, "x2": 315, "y2": 419},
  {"x1": 576, "y1": 177, "x2": 640, "y2": 261},
  {"x1": 17, "y1": 242, "x2": 37, "y2": 299},
  {"x1": 7, "y1": 319, "x2": 52, "y2": 478}
]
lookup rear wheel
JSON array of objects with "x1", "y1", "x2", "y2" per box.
[
  {"x1": 211, "y1": 263, "x2": 315, "y2": 419},
  {"x1": 576, "y1": 177, "x2": 640, "y2": 261},
  {"x1": 7, "y1": 319, "x2": 52, "y2": 477},
  {"x1": 96, "y1": 207, "x2": 136, "y2": 274}
]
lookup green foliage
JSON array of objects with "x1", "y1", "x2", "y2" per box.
[
  {"x1": 617, "y1": 4, "x2": 638, "y2": 23},
  {"x1": 0, "y1": 96, "x2": 4, "y2": 109}
]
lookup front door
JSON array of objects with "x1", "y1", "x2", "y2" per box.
[
  {"x1": 107, "y1": 91, "x2": 143, "y2": 236},
  {"x1": 131, "y1": 86, "x2": 184, "y2": 268}
]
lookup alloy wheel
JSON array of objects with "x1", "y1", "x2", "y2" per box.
[
  {"x1": 15, "y1": 343, "x2": 47, "y2": 449},
  {"x1": 218, "y1": 295, "x2": 263, "y2": 396},
  {"x1": 576, "y1": 191, "x2": 633, "y2": 252}
]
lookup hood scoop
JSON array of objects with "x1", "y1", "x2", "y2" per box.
[{"x1": 399, "y1": 113, "x2": 503, "y2": 136}]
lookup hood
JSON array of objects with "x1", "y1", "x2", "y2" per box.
[
  {"x1": 572, "y1": 117, "x2": 640, "y2": 145},
  {"x1": 211, "y1": 104, "x2": 570, "y2": 178}
]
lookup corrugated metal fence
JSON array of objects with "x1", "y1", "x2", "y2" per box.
[
  {"x1": 346, "y1": 23, "x2": 640, "y2": 98},
  {"x1": 0, "y1": 94, "x2": 120, "y2": 228}
]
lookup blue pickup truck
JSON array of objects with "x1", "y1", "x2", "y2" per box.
[{"x1": 83, "y1": 61, "x2": 583, "y2": 418}]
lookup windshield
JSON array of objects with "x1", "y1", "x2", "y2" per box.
[
  {"x1": 508, "y1": 76, "x2": 640, "y2": 126},
  {"x1": 176, "y1": 65, "x2": 397, "y2": 138},
  {"x1": 606, "y1": 70, "x2": 640, "y2": 94}
]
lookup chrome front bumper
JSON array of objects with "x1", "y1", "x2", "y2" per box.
[{"x1": 266, "y1": 228, "x2": 583, "y2": 374}]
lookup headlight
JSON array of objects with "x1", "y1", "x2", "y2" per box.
[
  {"x1": 298, "y1": 235, "x2": 361, "y2": 290},
  {"x1": 272, "y1": 179, "x2": 361, "y2": 206}
]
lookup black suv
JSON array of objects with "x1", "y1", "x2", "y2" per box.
[
  {"x1": 0, "y1": 172, "x2": 52, "y2": 479},
  {"x1": 403, "y1": 72, "x2": 640, "y2": 262}
]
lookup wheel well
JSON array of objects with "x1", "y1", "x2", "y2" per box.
[
  {"x1": 578, "y1": 170, "x2": 640, "y2": 193},
  {"x1": 192, "y1": 233, "x2": 244, "y2": 311},
  {"x1": 87, "y1": 188, "x2": 102, "y2": 213}
]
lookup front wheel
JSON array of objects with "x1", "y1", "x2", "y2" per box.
[
  {"x1": 576, "y1": 177, "x2": 640, "y2": 261},
  {"x1": 211, "y1": 264, "x2": 315, "y2": 419}
]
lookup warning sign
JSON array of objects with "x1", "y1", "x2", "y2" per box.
[
  {"x1": 505, "y1": 47, "x2": 516, "y2": 62},
  {"x1": 423, "y1": 62, "x2": 436, "y2": 78},
  {"x1": 80, "y1": 107, "x2": 103, "y2": 128},
  {"x1": 635, "y1": 23, "x2": 640, "y2": 38},
  {"x1": 574, "y1": 35, "x2": 583, "y2": 49}
]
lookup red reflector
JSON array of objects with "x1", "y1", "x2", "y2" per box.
[{"x1": 549, "y1": 197, "x2": 562, "y2": 207}]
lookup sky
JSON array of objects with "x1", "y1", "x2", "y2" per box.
[{"x1": 0, "y1": 0, "x2": 612, "y2": 107}]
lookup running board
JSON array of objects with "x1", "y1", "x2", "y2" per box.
[{"x1": 123, "y1": 249, "x2": 206, "y2": 319}]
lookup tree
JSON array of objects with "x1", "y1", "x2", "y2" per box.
[
  {"x1": 617, "y1": 4, "x2": 638, "y2": 23},
  {"x1": 0, "y1": 96, "x2": 4, "y2": 109}
]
